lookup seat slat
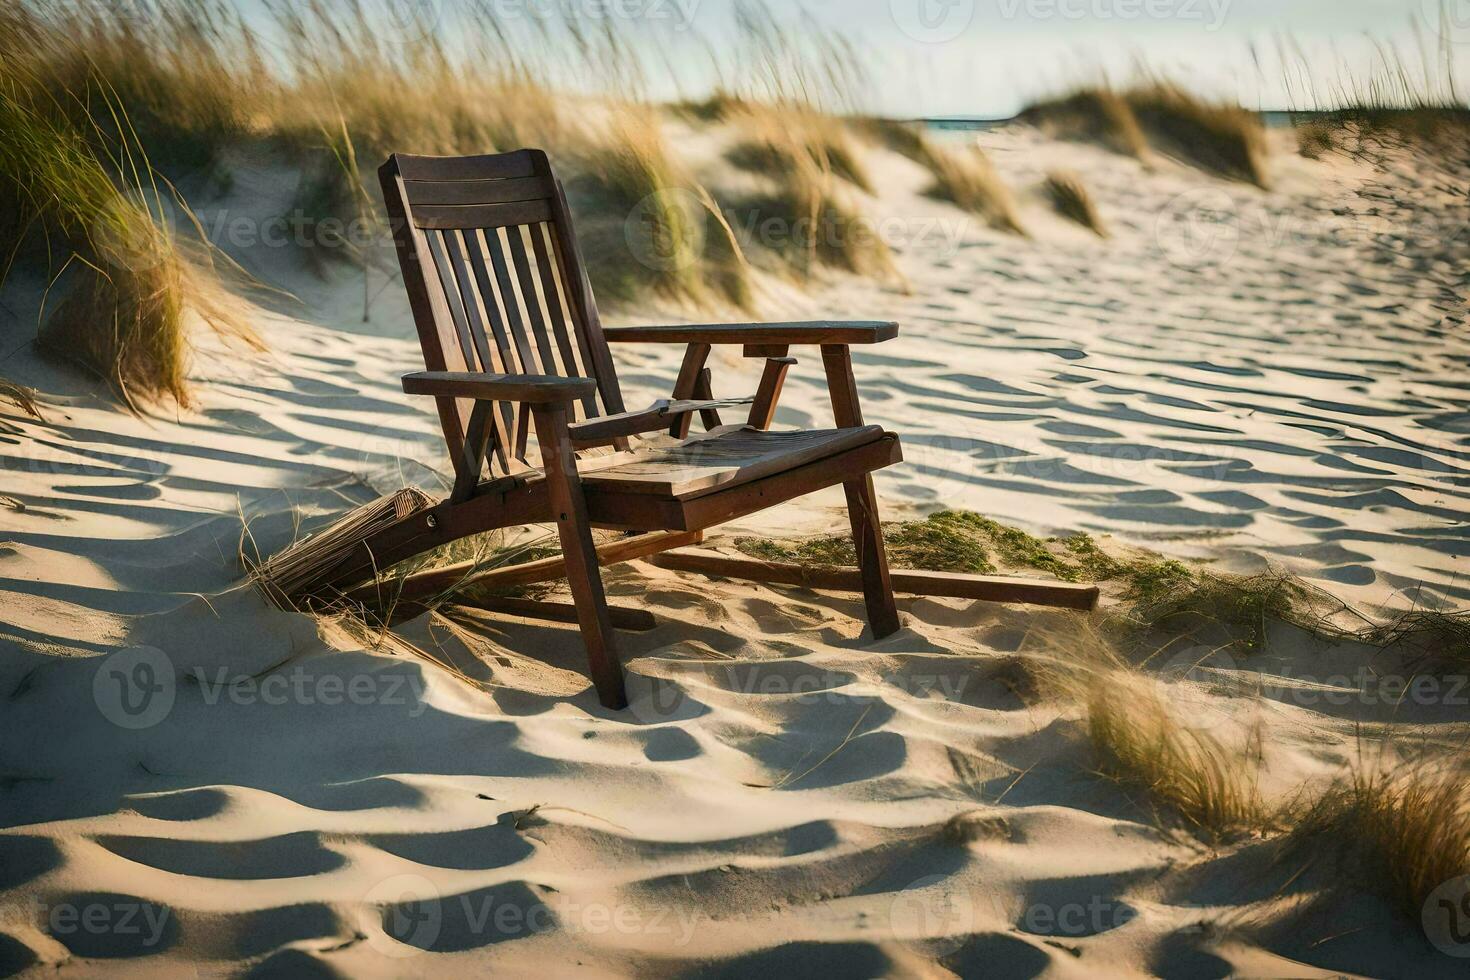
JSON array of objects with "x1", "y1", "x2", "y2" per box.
[
  {"x1": 395, "y1": 150, "x2": 539, "y2": 181},
  {"x1": 412, "y1": 200, "x2": 554, "y2": 230},
  {"x1": 404, "y1": 176, "x2": 551, "y2": 207},
  {"x1": 580, "y1": 425, "x2": 887, "y2": 499}
]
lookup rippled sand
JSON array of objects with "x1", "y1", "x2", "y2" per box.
[{"x1": 1, "y1": 126, "x2": 1466, "y2": 977}]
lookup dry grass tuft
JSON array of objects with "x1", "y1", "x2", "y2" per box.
[
  {"x1": 1360, "y1": 608, "x2": 1470, "y2": 669},
  {"x1": 1285, "y1": 764, "x2": 1469, "y2": 921},
  {"x1": 1020, "y1": 88, "x2": 1149, "y2": 160},
  {"x1": 728, "y1": 117, "x2": 873, "y2": 194},
  {"x1": 923, "y1": 144, "x2": 1025, "y2": 235},
  {"x1": 725, "y1": 112, "x2": 895, "y2": 282},
  {"x1": 573, "y1": 107, "x2": 752, "y2": 309},
  {"x1": 0, "y1": 378, "x2": 41, "y2": 418},
  {"x1": 0, "y1": 67, "x2": 257, "y2": 409},
  {"x1": 1043, "y1": 170, "x2": 1107, "y2": 236},
  {"x1": 1084, "y1": 669, "x2": 1268, "y2": 840},
  {"x1": 1123, "y1": 564, "x2": 1348, "y2": 655},
  {"x1": 1296, "y1": 117, "x2": 1337, "y2": 159},
  {"x1": 1022, "y1": 84, "x2": 1268, "y2": 187},
  {"x1": 1031, "y1": 619, "x2": 1269, "y2": 842},
  {"x1": 859, "y1": 119, "x2": 1024, "y2": 234},
  {"x1": 1124, "y1": 83, "x2": 1269, "y2": 187}
]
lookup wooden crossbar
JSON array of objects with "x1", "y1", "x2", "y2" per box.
[
  {"x1": 471, "y1": 596, "x2": 657, "y2": 632},
  {"x1": 343, "y1": 529, "x2": 702, "y2": 604},
  {"x1": 648, "y1": 548, "x2": 1100, "y2": 611}
]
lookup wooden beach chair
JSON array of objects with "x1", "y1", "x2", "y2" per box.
[
  {"x1": 279, "y1": 148, "x2": 901, "y2": 709},
  {"x1": 275, "y1": 149, "x2": 1096, "y2": 710}
]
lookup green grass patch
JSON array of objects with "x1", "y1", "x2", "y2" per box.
[{"x1": 735, "y1": 510, "x2": 1130, "y2": 582}]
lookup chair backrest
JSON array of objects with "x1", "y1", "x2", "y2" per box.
[{"x1": 378, "y1": 149, "x2": 625, "y2": 483}]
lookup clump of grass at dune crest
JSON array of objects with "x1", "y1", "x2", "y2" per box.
[
  {"x1": 727, "y1": 110, "x2": 873, "y2": 193},
  {"x1": 1284, "y1": 765, "x2": 1469, "y2": 922},
  {"x1": 1126, "y1": 82, "x2": 1269, "y2": 187},
  {"x1": 0, "y1": 77, "x2": 256, "y2": 409},
  {"x1": 1022, "y1": 83, "x2": 1268, "y2": 187},
  {"x1": 860, "y1": 118, "x2": 1024, "y2": 234},
  {"x1": 572, "y1": 108, "x2": 753, "y2": 309},
  {"x1": 1043, "y1": 170, "x2": 1107, "y2": 236},
  {"x1": 723, "y1": 106, "x2": 895, "y2": 282},
  {"x1": 1019, "y1": 88, "x2": 1150, "y2": 160}
]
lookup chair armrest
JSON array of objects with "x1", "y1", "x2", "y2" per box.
[
  {"x1": 402, "y1": 371, "x2": 596, "y2": 404},
  {"x1": 601, "y1": 321, "x2": 898, "y2": 346}
]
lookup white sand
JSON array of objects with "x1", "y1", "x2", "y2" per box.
[{"x1": 1, "y1": 125, "x2": 1467, "y2": 977}]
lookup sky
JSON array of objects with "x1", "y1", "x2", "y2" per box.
[
  {"x1": 654, "y1": 0, "x2": 1467, "y2": 116},
  {"x1": 235, "y1": 0, "x2": 1467, "y2": 118}
]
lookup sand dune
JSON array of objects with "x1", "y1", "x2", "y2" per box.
[{"x1": 1, "y1": 124, "x2": 1467, "y2": 977}]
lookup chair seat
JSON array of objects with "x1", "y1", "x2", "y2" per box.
[{"x1": 577, "y1": 425, "x2": 889, "y2": 500}]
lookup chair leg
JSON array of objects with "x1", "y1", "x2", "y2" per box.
[
  {"x1": 533, "y1": 405, "x2": 628, "y2": 710},
  {"x1": 843, "y1": 474, "x2": 901, "y2": 639}
]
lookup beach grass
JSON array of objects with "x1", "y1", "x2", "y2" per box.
[
  {"x1": 1083, "y1": 667, "x2": 1268, "y2": 840},
  {"x1": 0, "y1": 379, "x2": 41, "y2": 418},
  {"x1": 1028, "y1": 619, "x2": 1270, "y2": 841},
  {"x1": 1285, "y1": 764, "x2": 1469, "y2": 922},
  {"x1": 1021, "y1": 83, "x2": 1268, "y2": 187},
  {"x1": 735, "y1": 511, "x2": 1124, "y2": 583},
  {"x1": 1044, "y1": 170, "x2": 1107, "y2": 236},
  {"x1": 0, "y1": 61, "x2": 256, "y2": 408},
  {"x1": 1125, "y1": 82, "x2": 1269, "y2": 187}
]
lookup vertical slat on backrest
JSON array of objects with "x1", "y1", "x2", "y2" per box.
[
  {"x1": 462, "y1": 231, "x2": 520, "y2": 377},
  {"x1": 420, "y1": 229, "x2": 477, "y2": 375},
  {"x1": 423, "y1": 228, "x2": 518, "y2": 476},
  {"x1": 545, "y1": 177, "x2": 625, "y2": 417},
  {"x1": 527, "y1": 223, "x2": 598, "y2": 420},
  {"x1": 458, "y1": 229, "x2": 523, "y2": 463},
  {"x1": 506, "y1": 228, "x2": 562, "y2": 392},
  {"x1": 483, "y1": 228, "x2": 542, "y2": 377},
  {"x1": 444, "y1": 230, "x2": 514, "y2": 473}
]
